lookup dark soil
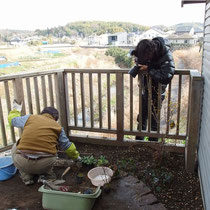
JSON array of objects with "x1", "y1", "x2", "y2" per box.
[{"x1": 0, "y1": 142, "x2": 203, "y2": 210}]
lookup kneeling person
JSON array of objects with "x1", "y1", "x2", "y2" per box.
[{"x1": 9, "y1": 104, "x2": 80, "y2": 185}]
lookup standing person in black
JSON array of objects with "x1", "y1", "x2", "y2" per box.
[{"x1": 129, "y1": 37, "x2": 175, "y2": 141}]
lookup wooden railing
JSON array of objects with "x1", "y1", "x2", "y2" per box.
[{"x1": 0, "y1": 69, "x2": 203, "y2": 172}]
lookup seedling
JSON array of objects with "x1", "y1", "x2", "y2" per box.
[
  {"x1": 77, "y1": 172, "x2": 84, "y2": 177},
  {"x1": 76, "y1": 172, "x2": 84, "y2": 184},
  {"x1": 97, "y1": 155, "x2": 109, "y2": 167},
  {"x1": 117, "y1": 157, "x2": 136, "y2": 172},
  {"x1": 81, "y1": 155, "x2": 97, "y2": 166},
  {"x1": 103, "y1": 183, "x2": 111, "y2": 193}
]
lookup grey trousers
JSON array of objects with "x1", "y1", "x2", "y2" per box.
[{"x1": 11, "y1": 143, "x2": 57, "y2": 183}]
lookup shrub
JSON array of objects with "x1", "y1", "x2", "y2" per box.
[{"x1": 105, "y1": 47, "x2": 133, "y2": 68}]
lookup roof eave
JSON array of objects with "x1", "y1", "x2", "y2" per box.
[{"x1": 181, "y1": 0, "x2": 206, "y2": 7}]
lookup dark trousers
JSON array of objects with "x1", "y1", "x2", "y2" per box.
[{"x1": 136, "y1": 92, "x2": 165, "y2": 141}]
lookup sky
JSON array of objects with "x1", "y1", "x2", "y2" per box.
[{"x1": 0, "y1": 0, "x2": 206, "y2": 30}]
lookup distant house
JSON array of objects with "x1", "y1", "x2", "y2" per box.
[
  {"x1": 194, "y1": 27, "x2": 204, "y2": 39},
  {"x1": 175, "y1": 26, "x2": 195, "y2": 35},
  {"x1": 175, "y1": 26, "x2": 203, "y2": 38},
  {"x1": 108, "y1": 32, "x2": 127, "y2": 45},
  {"x1": 166, "y1": 30, "x2": 176, "y2": 35},
  {"x1": 140, "y1": 28, "x2": 167, "y2": 39},
  {"x1": 88, "y1": 34, "x2": 98, "y2": 45},
  {"x1": 127, "y1": 32, "x2": 142, "y2": 45},
  {"x1": 98, "y1": 34, "x2": 109, "y2": 45},
  {"x1": 88, "y1": 34, "x2": 108, "y2": 45},
  {"x1": 0, "y1": 56, "x2": 7, "y2": 61},
  {"x1": 167, "y1": 34, "x2": 198, "y2": 45},
  {"x1": 10, "y1": 37, "x2": 21, "y2": 46}
]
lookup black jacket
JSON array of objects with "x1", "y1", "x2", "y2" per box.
[{"x1": 143, "y1": 37, "x2": 175, "y2": 95}]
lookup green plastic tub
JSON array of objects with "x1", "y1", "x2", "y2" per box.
[{"x1": 38, "y1": 185, "x2": 101, "y2": 210}]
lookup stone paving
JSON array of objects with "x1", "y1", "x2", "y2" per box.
[{"x1": 93, "y1": 175, "x2": 166, "y2": 210}]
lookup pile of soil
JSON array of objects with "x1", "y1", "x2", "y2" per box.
[{"x1": 0, "y1": 142, "x2": 203, "y2": 210}]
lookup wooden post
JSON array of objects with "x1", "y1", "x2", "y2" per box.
[
  {"x1": 185, "y1": 70, "x2": 203, "y2": 172},
  {"x1": 116, "y1": 73, "x2": 124, "y2": 141},
  {"x1": 13, "y1": 78, "x2": 25, "y2": 115},
  {"x1": 13, "y1": 78, "x2": 25, "y2": 137},
  {"x1": 0, "y1": 97, "x2": 7, "y2": 146},
  {"x1": 55, "y1": 71, "x2": 68, "y2": 134},
  {"x1": 4, "y1": 81, "x2": 16, "y2": 143},
  {"x1": 33, "y1": 77, "x2": 41, "y2": 114}
]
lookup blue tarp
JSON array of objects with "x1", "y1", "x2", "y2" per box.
[
  {"x1": 0, "y1": 62, "x2": 20, "y2": 69},
  {"x1": 42, "y1": 50, "x2": 60, "y2": 54},
  {"x1": 42, "y1": 41, "x2": 48, "y2": 45}
]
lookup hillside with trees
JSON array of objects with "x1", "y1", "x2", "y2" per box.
[
  {"x1": 0, "y1": 21, "x2": 203, "y2": 43},
  {"x1": 35, "y1": 21, "x2": 150, "y2": 38}
]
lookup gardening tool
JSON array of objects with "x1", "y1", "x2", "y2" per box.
[
  {"x1": 52, "y1": 166, "x2": 71, "y2": 185},
  {"x1": 43, "y1": 180, "x2": 70, "y2": 192}
]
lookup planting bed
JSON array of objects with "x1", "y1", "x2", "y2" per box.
[{"x1": 0, "y1": 142, "x2": 203, "y2": 210}]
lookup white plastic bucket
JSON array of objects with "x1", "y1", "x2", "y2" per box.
[{"x1": 87, "y1": 167, "x2": 113, "y2": 187}]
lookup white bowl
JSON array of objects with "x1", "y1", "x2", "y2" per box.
[{"x1": 87, "y1": 167, "x2": 113, "y2": 187}]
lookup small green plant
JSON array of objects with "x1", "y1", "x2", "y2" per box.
[
  {"x1": 117, "y1": 157, "x2": 136, "y2": 172},
  {"x1": 81, "y1": 155, "x2": 97, "y2": 166},
  {"x1": 97, "y1": 155, "x2": 109, "y2": 166},
  {"x1": 76, "y1": 172, "x2": 84, "y2": 184},
  {"x1": 161, "y1": 171, "x2": 173, "y2": 184},
  {"x1": 77, "y1": 172, "x2": 84, "y2": 177},
  {"x1": 103, "y1": 183, "x2": 111, "y2": 193},
  {"x1": 110, "y1": 164, "x2": 120, "y2": 177}
]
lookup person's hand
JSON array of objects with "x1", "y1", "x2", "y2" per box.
[
  {"x1": 12, "y1": 100, "x2": 23, "y2": 112},
  {"x1": 138, "y1": 64, "x2": 148, "y2": 71},
  {"x1": 75, "y1": 156, "x2": 82, "y2": 168},
  {"x1": 77, "y1": 156, "x2": 82, "y2": 161}
]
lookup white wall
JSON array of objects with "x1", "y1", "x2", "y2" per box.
[
  {"x1": 198, "y1": 2, "x2": 210, "y2": 209},
  {"x1": 117, "y1": 32, "x2": 128, "y2": 45},
  {"x1": 169, "y1": 39, "x2": 197, "y2": 45},
  {"x1": 140, "y1": 29, "x2": 166, "y2": 39}
]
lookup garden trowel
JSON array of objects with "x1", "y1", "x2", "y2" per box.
[{"x1": 52, "y1": 166, "x2": 71, "y2": 185}]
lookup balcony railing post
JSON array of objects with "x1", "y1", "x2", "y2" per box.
[
  {"x1": 55, "y1": 71, "x2": 68, "y2": 133},
  {"x1": 13, "y1": 77, "x2": 26, "y2": 137},
  {"x1": 13, "y1": 78, "x2": 26, "y2": 115},
  {"x1": 185, "y1": 70, "x2": 203, "y2": 172},
  {"x1": 116, "y1": 73, "x2": 124, "y2": 141}
]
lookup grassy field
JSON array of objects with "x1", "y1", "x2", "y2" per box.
[{"x1": 0, "y1": 46, "x2": 119, "y2": 75}]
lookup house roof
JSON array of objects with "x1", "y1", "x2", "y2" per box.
[
  {"x1": 176, "y1": 26, "x2": 203, "y2": 33},
  {"x1": 176, "y1": 26, "x2": 193, "y2": 33},
  {"x1": 194, "y1": 27, "x2": 203, "y2": 33}
]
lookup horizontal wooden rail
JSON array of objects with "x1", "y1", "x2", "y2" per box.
[
  {"x1": 64, "y1": 68, "x2": 191, "y2": 75},
  {"x1": 0, "y1": 69, "x2": 64, "y2": 81}
]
